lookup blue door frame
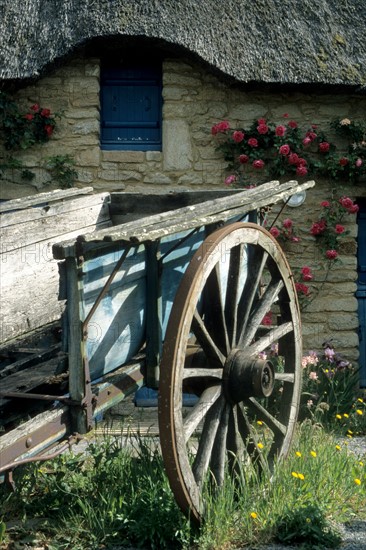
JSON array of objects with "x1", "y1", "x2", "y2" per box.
[{"x1": 357, "y1": 201, "x2": 366, "y2": 387}]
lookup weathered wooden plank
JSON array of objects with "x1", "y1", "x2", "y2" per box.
[
  {"x1": 0, "y1": 187, "x2": 94, "y2": 213},
  {"x1": 1, "y1": 192, "x2": 110, "y2": 228},
  {"x1": 53, "y1": 180, "x2": 315, "y2": 258},
  {"x1": 0, "y1": 355, "x2": 66, "y2": 395},
  {"x1": 1, "y1": 202, "x2": 111, "y2": 250}
]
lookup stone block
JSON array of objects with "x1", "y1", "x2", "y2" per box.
[
  {"x1": 163, "y1": 120, "x2": 193, "y2": 170},
  {"x1": 102, "y1": 151, "x2": 145, "y2": 163}
]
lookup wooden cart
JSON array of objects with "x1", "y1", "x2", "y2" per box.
[{"x1": 0, "y1": 178, "x2": 314, "y2": 523}]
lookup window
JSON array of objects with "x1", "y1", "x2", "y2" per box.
[{"x1": 100, "y1": 63, "x2": 162, "y2": 151}]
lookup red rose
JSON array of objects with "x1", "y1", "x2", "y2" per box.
[
  {"x1": 24, "y1": 113, "x2": 34, "y2": 121},
  {"x1": 41, "y1": 108, "x2": 51, "y2": 117},
  {"x1": 275, "y1": 125, "x2": 286, "y2": 137},
  {"x1": 319, "y1": 142, "x2": 330, "y2": 153},
  {"x1": 339, "y1": 157, "x2": 349, "y2": 166},
  {"x1": 282, "y1": 218, "x2": 293, "y2": 229},
  {"x1": 225, "y1": 175, "x2": 237, "y2": 186},
  {"x1": 288, "y1": 153, "x2": 299, "y2": 165},
  {"x1": 295, "y1": 282, "x2": 309, "y2": 295},
  {"x1": 257, "y1": 118, "x2": 266, "y2": 125},
  {"x1": 248, "y1": 138, "x2": 258, "y2": 147},
  {"x1": 347, "y1": 204, "x2": 359, "y2": 214},
  {"x1": 288, "y1": 120, "x2": 298, "y2": 129},
  {"x1": 335, "y1": 224, "x2": 345, "y2": 234},
  {"x1": 326, "y1": 249, "x2": 338, "y2": 260},
  {"x1": 296, "y1": 165, "x2": 308, "y2": 176},
  {"x1": 270, "y1": 227, "x2": 280, "y2": 238},
  {"x1": 340, "y1": 197, "x2": 353, "y2": 209},
  {"x1": 239, "y1": 154, "x2": 249, "y2": 164},
  {"x1": 320, "y1": 201, "x2": 330, "y2": 208},
  {"x1": 44, "y1": 124, "x2": 54, "y2": 136},
  {"x1": 232, "y1": 130, "x2": 245, "y2": 143},
  {"x1": 279, "y1": 144, "x2": 290, "y2": 155},
  {"x1": 301, "y1": 266, "x2": 312, "y2": 276},
  {"x1": 30, "y1": 103, "x2": 40, "y2": 111},
  {"x1": 303, "y1": 137, "x2": 311, "y2": 146},
  {"x1": 307, "y1": 131, "x2": 317, "y2": 141},
  {"x1": 262, "y1": 311, "x2": 272, "y2": 326},
  {"x1": 257, "y1": 124, "x2": 269, "y2": 134},
  {"x1": 252, "y1": 159, "x2": 265, "y2": 169}
]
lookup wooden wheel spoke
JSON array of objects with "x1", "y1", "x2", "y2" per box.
[
  {"x1": 210, "y1": 402, "x2": 230, "y2": 486},
  {"x1": 192, "y1": 394, "x2": 226, "y2": 486},
  {"x1": 236, "y1": 247, "x2": 268, "y2": 345},
  {"x1": 183, "y1": 368, "x2": 223, "y2": 380},
  {"x1": 246, "y1": 321, "x2": 293, "y2": 356},
  {"x1": 203, "y1": 264, "x2": 230, "y2": 354},
  {"x1": 183, "y1": 385, "x2": 222, "y2": 442},
  {"x1": 245, "y1": 397, "x2": 287, "y2": 437},
  {"x1": 192, "y1": 310, "x2": 226, "y2": 366},
  {"x1": 275, "y1": 372, "x2": 295, "y2": 383},
  {"x1": 239, "y1": 278, "x2": 284, "y2": 347},
  {"x1": 224, "y1": 244, "x2": 243, "y2": 346}
]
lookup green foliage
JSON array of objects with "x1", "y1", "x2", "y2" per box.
[
  {"x1": 0, "y1": 155, "x2": 35, "y2": 181},
  {"x1": 275, "y1": 504, "x2": 342, "y2": 548},
  {"x1": 1, "y1": 423, "x2": 365, "y2": 549},
  {"x1": 211, "y1": 116, "x2": 366, "y2": 186},
  {"x1": 45, "y1": 155, "x2": 78, "y2": 189}
]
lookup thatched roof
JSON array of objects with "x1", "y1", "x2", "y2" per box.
[{"x1": 1, "y1": 0, "x2": 365, "y2": 90}]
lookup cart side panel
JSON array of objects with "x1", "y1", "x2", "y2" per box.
[{"x1": 80, "y1": 245, "x2": 147, "y2": 380}]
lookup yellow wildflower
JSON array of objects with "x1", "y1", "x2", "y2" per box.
[
  {"x1": 354, "y1": 478, "x2": 361, "y2": 486},
  {"x1": 347, "y1": 430, "x2": 353, "y2": 435},
  {"x1": 250, "y1": 512, "x2": 258, "y2": 519},
  {"x1": 357, "y1": 398, "x2": 364, "y2": 403},
  {"x1": 257, "y1": 420, "x2": 263, "y2": 426},
  {"x1": 343, "y1": 413, "x2": 349, "y2": 418},
  {"x1": 336, "y1": 414, "x2": 342, "y2": 420},
  {"x1": 359, "y1": 461, "x2": 364, "y2": 467},
  {"x1": 295, "y1": 451, "x2": 302, "y2": 458},
  {"x1": 298, "y1": 473, "x2": 305, "y2": 480},
  {"x1": 291, "y1": 472, "x2": 299, "y2": 478},
  {"x1": 257, "y1": 442, "x2": 264, "y2": 449},
  {"x1": 356, "y1": 409, "x2": 363, "y2": 416},
  {"x1": 335, "y1": 445, "x2": 341, "y2": 451},
  {"x1": 310, "y1": 451, "x2": 317, "y2": 458}
]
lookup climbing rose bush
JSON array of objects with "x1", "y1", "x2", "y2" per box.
[{"x1": 211, "y1": 115, "x2": 366, "y2": 186}]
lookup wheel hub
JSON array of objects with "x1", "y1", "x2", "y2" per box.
[{"x1": 223, "y1": 349, "x2": 275, "y2": 403}]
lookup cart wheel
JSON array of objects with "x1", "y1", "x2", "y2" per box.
[{"x1": 158, "y1": 222, "x2": 302, "y2": 524}]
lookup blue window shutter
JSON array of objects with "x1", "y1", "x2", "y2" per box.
[{"x1": 101, "y1": 65, "x2": 162, "y2": 151}]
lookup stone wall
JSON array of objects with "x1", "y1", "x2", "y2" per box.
[{"x1": 1, "y1": 50, "x2": 365, "y2": 366}]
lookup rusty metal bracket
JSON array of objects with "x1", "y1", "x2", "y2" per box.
[
  {"x1": 0, "y1": 391, "x2": 80, "y2": 405},
  {"x1": 0, "y1": 433, "x2": 84, "y2": 487}
]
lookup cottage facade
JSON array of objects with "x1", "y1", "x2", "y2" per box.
[{"x1": 0, "y1": 0, "x2": 365, "y2": 384}]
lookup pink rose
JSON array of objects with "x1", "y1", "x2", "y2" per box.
[
  {"x1": 261, "y1": 311, "x2": 272, "y2": 326},
  {"x1": 326, "y1": 249, "x2": 338, "y2": 260},
  {"x1": 270, "y1": 227, "x2": 280, "y2": 238},
  {"x1": 239, "y1": 154, "x2": 249, "y2": 164},
  {"x1": 296, "y1": 165, "x2": 308, "y2": 176},
  {"x1": 252, "y1": 159, "x2": 265, "y2": 169},
  {"x1": 248, "y1": 137, "x2": 258, "y2": 147},
  {"x1": 257, "y1": 124, "x2": 269, "y2": 134},
  {"x1": 335, "y1": 224, "x2": 345, "y2": 234},
  {"x1": 355, "y1": 158, "x2": 363, "y2": 167},
  {"x1": 319, "y1": 141, "x2": 330, "y2": 153},
  {"x1": 225, "y1": 175, "x2": 237, "y2": 186},
  {"x1": 307, "y1": 131, "x2": 317, "y2": 141},
  {"x1": 275, "y1": 125, "x2": 286, "y2": 137},
  {"x1": 348, "y1": 204, "x2": 359, "y2": 214},
  {"x1": 232, "y1": 130, "x2": 245, "y2": 143},
  {"x1": 303, "y1": 137, "x2": 312, "y2": 146},
  {"x1": 279, "y1": 144, "x2": 290, "y2": 155}
]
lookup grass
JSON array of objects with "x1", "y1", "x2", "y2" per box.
[{"x1": 0, "y1": 421, "x2": 365, "y2": 549}]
